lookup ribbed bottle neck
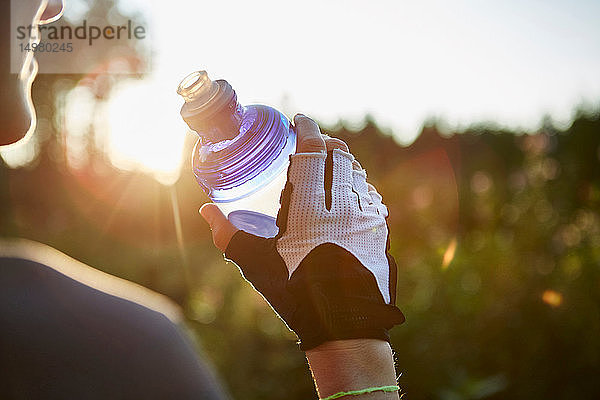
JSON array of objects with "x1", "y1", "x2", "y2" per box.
[{"x1": 193, "y1": 105, "x2": 293, "y2": 199}]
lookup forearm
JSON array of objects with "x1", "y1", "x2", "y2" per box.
[{"x1": 305, "y1": 339, "x2": 400, "y2": 400}]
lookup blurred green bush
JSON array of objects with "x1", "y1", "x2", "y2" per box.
[{"x1": 1, "y1": 74, "x2": 599, "y2": 399}]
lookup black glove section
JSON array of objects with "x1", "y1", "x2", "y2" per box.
[{"x1": 225, "y1": 232, "x2": 405, "y2": 350}]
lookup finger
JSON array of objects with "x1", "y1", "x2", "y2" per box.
[
  {"x1": 330, "y1": 149, "x2": 355, "y2": 193},
  {"x1": 352, "y1": 167, "x2": 372, "y2": 206},
  {"x1": 321, "y1": 133, "x2": 363, "y2": 172},
  {"x1": 324, "y1": 136, "x2": 349, "y2": 153},
  {"x1": 359, "y1": 181, "x2": 383, "y2": 215},
  {"x1": 294, "y1": 114, "x2": 326, "y2": 153},
  {"x1": 323, "y1": 135, "x2": 365, "y2": 173},
  {"x1": 366, "y1": 187, "x2": 389, "y2": 217},
  {"x1": 199, "y1": 203, "x2": 239, "y2": 252}
]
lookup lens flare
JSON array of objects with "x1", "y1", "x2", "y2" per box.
[
  {"x1": 442, "y1": 237, "x2": 457, "y2": 269},
  {"x1": 542, "y1": 290, "x2": 563, "y2": 308}
]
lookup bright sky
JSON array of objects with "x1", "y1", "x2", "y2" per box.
[
  {"x1": 4, "y1": 0, "x2": 600, "y2": 182},
  {"x1": 142, "y1": 0, "x2": 600, "y2": 141},
  {"x1": 89, "y1": 0, "x2": 600, "y2": 182}
]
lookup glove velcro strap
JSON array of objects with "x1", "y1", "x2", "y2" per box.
[{"x1": 287, "y1": 243, "x2": 405, "y2": 351}]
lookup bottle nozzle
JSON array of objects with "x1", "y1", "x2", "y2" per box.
[
  {"x1": 177, "y1": 70, "x2": 241, "y2": 142},
  {"x1": 177, "y1": 70, "x2": 219, "y2": 103}
]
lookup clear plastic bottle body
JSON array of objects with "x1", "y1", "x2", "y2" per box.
[
  {"x1": 178, "y1": 71, "x2": 296, "y2": 237},
  {"x1": 192, "y1": 104, "x2": 296, "y2": 238}
]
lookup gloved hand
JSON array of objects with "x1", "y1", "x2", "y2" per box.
[{"x1": 200, "y1": 115, "x2": 404, "y2": 350}]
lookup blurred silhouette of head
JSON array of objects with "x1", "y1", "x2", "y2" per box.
[{"x1": 0, "y1": 0, "x2": 64, "y2": 147}]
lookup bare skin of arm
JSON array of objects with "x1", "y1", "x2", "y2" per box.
[{"x1": 306, "y1": 339, "x2": 400, "y2": 399}]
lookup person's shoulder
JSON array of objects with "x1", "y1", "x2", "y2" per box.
[{"x1": 0, "y1": 238, "x2": 183, "y2": 323}]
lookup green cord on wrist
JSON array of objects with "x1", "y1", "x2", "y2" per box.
[{"x1": 320, "y1": 385, "x2": 400, "y2": 400}]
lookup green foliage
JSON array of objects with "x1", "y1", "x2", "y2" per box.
[{"x1": 1, "y1": 89, "x2": 599, "y2": 398}]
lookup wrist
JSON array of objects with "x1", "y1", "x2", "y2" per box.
[{"x1": 305, "y1": 339, "x2": 400, "y2": 399}]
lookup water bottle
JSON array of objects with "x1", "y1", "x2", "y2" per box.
[{"x1": 177, "y1": 70, "x2": 296, "y2": 238}]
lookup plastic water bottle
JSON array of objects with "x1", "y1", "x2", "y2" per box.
[{"x1": 177, "y1": 70, "x2": 296, "y2": 238}]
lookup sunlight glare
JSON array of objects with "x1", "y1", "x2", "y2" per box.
[
  {"x1": 104, "y1": 79, "x2": 188, "y2": 185},
  {"x1": 0, "y1": 135, "x2": 39, "y2": 168},
  {"x1": 64, "y1": 85, "x2": 95, "y2": 169},
  {"x1": 442, "y1": 237, "x2": 457, "y2": 269}
]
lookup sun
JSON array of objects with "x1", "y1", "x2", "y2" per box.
[{"x1": 103, "y1": 78, "x2": 188, "y2": 185}]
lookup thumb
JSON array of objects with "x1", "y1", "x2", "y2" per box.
[{"x1": 199, "y1": 203, "x2": 239, "y2": 252}]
